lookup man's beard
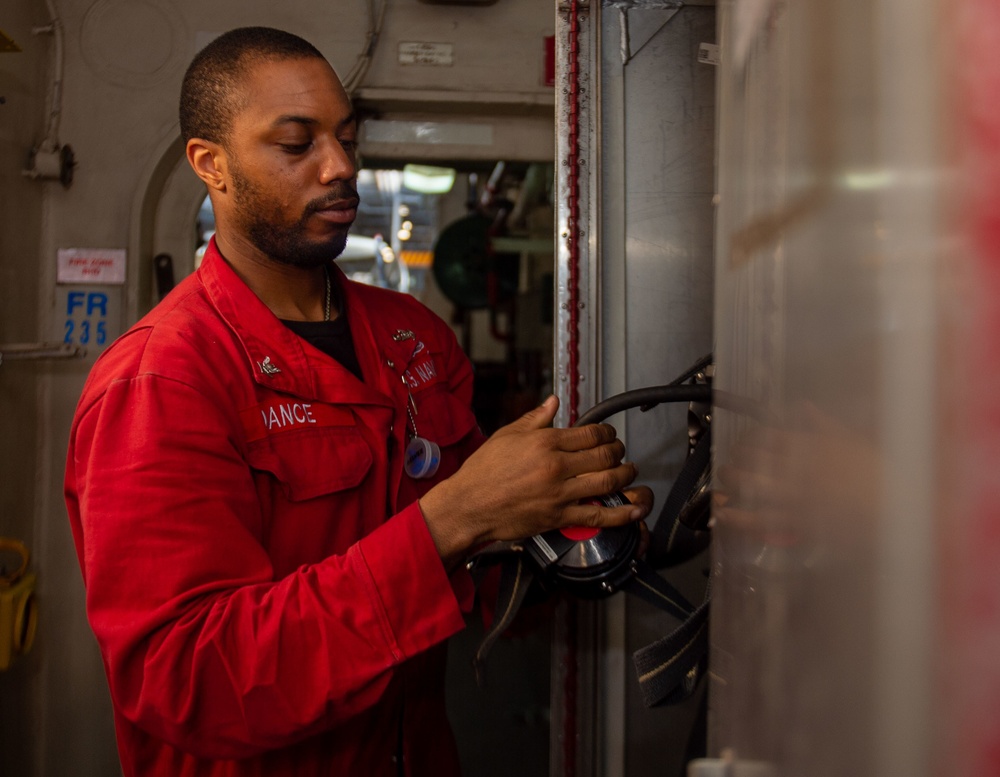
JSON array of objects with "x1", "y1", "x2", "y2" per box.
[{"x1": 230, "y1": 165, "x2": 357, "y2": 268}]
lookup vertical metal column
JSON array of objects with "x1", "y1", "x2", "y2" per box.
[
  {"x1": 555, "y1": 2, "x2": 598, "y2": 429},
  {"x1": 554, "y1": 1, "x2": 601, "y2": 776},
  {"x1": 553, "y1": 3, "x2": 717, "y2": 775}
]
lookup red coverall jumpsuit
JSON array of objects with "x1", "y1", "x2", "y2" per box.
[{"x1": 65, "y1": 240, "x2": 485, "y2": 776}]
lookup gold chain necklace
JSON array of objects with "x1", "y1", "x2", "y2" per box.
[{"x1": 323, "y1": 265, "x2": 331, "y2": 322}]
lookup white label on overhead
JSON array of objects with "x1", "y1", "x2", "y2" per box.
[
  {"x1": 57, "y1": 248, "x2": 126, "y2": 284},
  {"x1": 698, "y1": 43, "x2": 720, "y2": 66},
  {"x1": 362, "y1": 119, "x2": 494, "y2": 147},
  {"x1": 398, "y1": 42, "x2": 454, "y2": 66}
]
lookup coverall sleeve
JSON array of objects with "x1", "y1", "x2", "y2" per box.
[{"x1": 66, "y1": 370, "x2": 469, "y2": 759}]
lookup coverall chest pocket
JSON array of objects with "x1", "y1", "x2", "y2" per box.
[
  {"x1": 245, "y1": 421, "x2": 374, "y2": 502},
  {"x1": 410, "y1": 386, "x2": 480, "y2": 447}
]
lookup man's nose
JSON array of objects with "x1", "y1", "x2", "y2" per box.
[{"x1": 318, "y1": 138, "x2": 356, "y2": 184}]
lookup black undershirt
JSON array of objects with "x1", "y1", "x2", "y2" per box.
[
  {"x1": 281, "y1": 317, "x2": 364, "y2": 381},
  {"x1": 280, "y1": 277, "x2": 364, "y2": 380}
]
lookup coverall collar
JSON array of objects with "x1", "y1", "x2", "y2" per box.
[{"x1": 197, "y1": 238, "x2": 415, "y2": 407}]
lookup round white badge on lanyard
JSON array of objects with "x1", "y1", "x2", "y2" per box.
[{"x1": 405, "y1": 436, "x2": 441, "y2": 479}]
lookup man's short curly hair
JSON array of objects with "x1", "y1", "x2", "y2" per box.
[{"x1": 179, "y1": 27, "x2": 325, "y2": 146}]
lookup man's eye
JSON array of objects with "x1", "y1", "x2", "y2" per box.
[
  {"x1": 279, "y1": 143, "x2": 311, "y2": 154},
  {"x1": 339, "y1": 138, "x2": 358, "y2": 151}
]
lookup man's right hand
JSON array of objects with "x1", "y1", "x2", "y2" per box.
[{"x1": 419, "y1": 395, "x2": 652, "y2": 569}]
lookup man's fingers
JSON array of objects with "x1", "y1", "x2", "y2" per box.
[
  {"x1": 560, "y1": 462, "x2": 641, "y2": 505},
  {"x1": 491, "y1": 402, "x2": 620, "y2": 458},
  {"x1": 560, "y1": 499, "x2": 647, "y2": 530},
  {"x1": 621, "y1": 485, "x2": 654, "y2": 517},
  {"x1": 495, "y1": 394, "x2": 559, "y2": 436},
  {"x1": 554, "y1": 440, "x2": 625, "y2": 479},
  {"x1": 551, "y1": 422, "x2": 619, "y2": 452}
]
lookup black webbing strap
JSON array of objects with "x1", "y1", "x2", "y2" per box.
[
  {"x1": 647, "y1": 429, "x2": 712, "y2": 569},
  {"x1": 471, "y1": 551, "x2": 535, "y2": 686},
  {"x1": 632, "y1": 584, "x2": 710, "y2": 707},
  {"x1": 630, "y1": 425, "x2": 712, "y2": 706},
  {"x1": 470, "y1": 549, "x2": 707, "y2": 705},
  {"x1": 620, "y1": 558, "x2": 695, "y2": 622}
]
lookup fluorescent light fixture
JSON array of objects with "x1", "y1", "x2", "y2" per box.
[{"x1": 402, "y1": 164, "x2": 457, "y2": 194}]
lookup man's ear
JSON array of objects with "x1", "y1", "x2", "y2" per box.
[{"x1": 186, "y1": 138, "x2": 227, "y2": 192}]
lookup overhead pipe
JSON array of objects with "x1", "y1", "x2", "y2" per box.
[{"x1": 22, "y1": 0, "x2": 75, "y2": 186}]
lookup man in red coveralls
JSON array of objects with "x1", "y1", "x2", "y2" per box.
[{"x1": 64, "y1": 26, "x2": 651, "y2": 777}]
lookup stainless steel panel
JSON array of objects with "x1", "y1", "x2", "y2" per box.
[
  {"x1": 615, "y1": 10, "x2": 716, "y2": 777},
  {"x1": 711, "y1": 1, "x2": 948, "y2": 775}
]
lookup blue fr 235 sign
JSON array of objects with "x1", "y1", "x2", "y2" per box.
[
  {"x1": 64, "y1": 290, "x2": 108, "y2": 346},
  {"x1": 58, "y1": 288, "x2": 120, "y2": 352}
]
